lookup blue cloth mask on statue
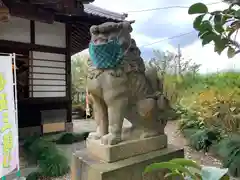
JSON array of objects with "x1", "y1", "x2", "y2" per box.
[{"x1": 89, "y1": 38, "x2": 124, "y2": 69}]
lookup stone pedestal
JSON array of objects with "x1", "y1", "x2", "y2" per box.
[
  {"x1": 71, "y1": 135, "x2": 184, "y2": 180},
  {"x1": 86, "y1": 134, "x2": 168, "y2": 163}
]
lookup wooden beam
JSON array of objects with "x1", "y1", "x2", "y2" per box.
[
  {"x1": 65, "y1": 23, "x2": 72, "y2": 123},
  {"x1": 8, "y1": 1, "x2": 54, "y2": 23},
  {"x1": 55, "y1": 13, "x2": 118, "y2": 25},
  {"x1": 0, "y1": 39, "x2": 67, "y2": 54}
]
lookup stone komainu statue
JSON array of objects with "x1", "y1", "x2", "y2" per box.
[{"x1": 87, "y1": 21, "x2": 171, "y2": 145}]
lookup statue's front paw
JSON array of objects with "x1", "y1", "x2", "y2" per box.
[
  {"x1": 88, "y1": 132, "x2": 101, "y2": 140},
  {"x1": 101, "y1": 133, "x2": 121, "y2": 145}
]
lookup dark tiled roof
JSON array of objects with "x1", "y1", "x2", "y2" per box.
[{"x1": 84, "y1": 4, "x2": 128, "y2": 21}]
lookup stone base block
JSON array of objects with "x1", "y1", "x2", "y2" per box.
[
  {"x1": 71, "y1": 145, "x2": 184, "y2": 180},
  {"x1": 65, "y1": 122, "x2": 73, "y2": 132},
  {"x1": 86, "y1": 134, "x2": 167, "y2": 163}
]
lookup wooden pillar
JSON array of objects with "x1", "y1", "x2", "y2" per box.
[{"x1": 66, "y1": 23, "x2": 72, "y2": 124}]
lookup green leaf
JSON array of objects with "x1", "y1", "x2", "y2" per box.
[
  {"x1": 201, "y1": 20, "x2": 212, "y2": 31},
  {"x1": 214, "y1": 14, "x2": 222, "y2": 24},
  {"x1": 221, "y1": 174, "x2": 230, "y2": 180},
  {"x1": 234, "y1": 9, "x2": 240, "y2": 17},
  {"x1": 188, "y1": 3, "x2": 208, "y2": 15},
  {"x1": 202, "y1": 37, "x2": 212, "y2": 46},
  {"x1": 169, "y1": 158, "x2": 202, "y2": 170},
  {"x1": 200, "y1": 32, "x2": 217, "y2": 45},
  {"x1": 198, "y1": 31, "x2": 208, "y2": 38},
  {"x1": 144, "y1": 162, "x2": 196, "y2": 178},
  {"x1": 214, "y1": 24, "x2": 224, "y2": 34},
  {"x1": 223, "y1": 8, "x2": 236, "y2": 15},
  {"x1": 227, "y1": 46, "x2": 236, "y2": 58},
  {"x1": 221, "y1": 15, "x2": 229, "y2": 25},
  {"x1": 214, "y1": 39, "x2": 227, "y2": 55},
  {"x1": 193, "y1": 14, "x2": 204, "y2": 30}
]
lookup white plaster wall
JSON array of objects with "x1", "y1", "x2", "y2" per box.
[
  {"x1": 35, "y1": 21, "x2": 66, "y2": 48},
  {"x1": 30, "y1": 51, "x2": 66, "y2": 97},
  {"x1": 0, "y1": 17, "x2": 30, "y2": 42}
]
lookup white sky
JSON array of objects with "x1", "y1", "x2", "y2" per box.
[{"x1": 84, "y1": 0, "x2": 240, "y2": 73}]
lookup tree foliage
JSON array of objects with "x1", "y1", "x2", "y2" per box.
[
  {"x1": 188, "y1": 2, "x2": 240, "y2": 58},
  {"x1": 71, "y1": 54, "x2": 88, "y2": 103},
  {"x1": 148, "y1": 50, "x2": 200, "y2": 77},
  {"x1": 147, "y1": 49, "x2": 201, "y2": 103}
]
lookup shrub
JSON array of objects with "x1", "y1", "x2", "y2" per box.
[
  {"x1": 22, "y1": 134, "x2": 40, "y2": 152},
  {"x1": 23, "y1": 137, "x2": 69, "y2": 178},
  {"x1": 26, "y1": 172, "x2": 42, "y2": 180},
  {"x1": 214, "y1": 134, "x2": 240, "y2": 177},
  {"x1": 194, "y1": 88, "x2": 240, "y2": 133},
  {"x1": 182, "y1": 128, "x2": 200, "y2": 138},
  {"x1": 39, "y1": 152, "x2": 69, "y2": 177},
  {"x1": 55, "y1": 132, "x2": 90, "y2": 144},
  {"x1": 28, "y1": 139, "x2": 56, "y2": 161},
  {"x1": 189, "y1": 128, "x2": 222, "y2": 152},
  {"x1": 178, "y1": 110, "x2": 204, "y2": 132}
]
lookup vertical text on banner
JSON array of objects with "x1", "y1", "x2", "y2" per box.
[{"x1": 0, "y1": 55, "x2": 19, "y2": 178}]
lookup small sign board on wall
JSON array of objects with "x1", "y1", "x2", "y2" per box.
[{"x1": 0, "y1": 55, "x2": 19, "y2": 178}]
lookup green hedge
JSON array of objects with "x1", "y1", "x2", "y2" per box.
[
  {"x1": 23, "y1": 132, "x2": 90, "y2": 179},
  {"x1": 24, "y1": 138, "x2": 69, "y2": 178}
]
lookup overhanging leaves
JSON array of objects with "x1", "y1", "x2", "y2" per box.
[
  {"x1": 189, "y1": 1, "x2": 240, "y2": 58},
  {"x1": 234, "y1": 9, "x2": 240, "y2": 18},
  {"x1": 227, "y1": 46, "x2": 236, "y2": 58},
  {"x1": 214, "y1": 24, "x2": 225, "y2": 34},
  {"x1": 200, "y1": 20, "x2": 213, "y2": 31},
  {"x1": 214, "y1": 14, "x2": 222, "y2": 24},
  {"x1": 201, "y1": 32, "x2": 217, "y2": 46},
  {"x1": 188, "y1": 3, "x2": 208, "y2": 14},
  {"x1": 193, "y1": 14, "x2": 204, "y2": 30},
  {"x1": 214, "y1": 41, "x2": 227, "y2": 55}
]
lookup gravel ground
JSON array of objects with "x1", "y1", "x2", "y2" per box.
[{"x1": 20, "y1": 120, "x2": 238, "y2": 179}]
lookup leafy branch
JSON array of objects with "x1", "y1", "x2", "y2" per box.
[
  {"x1": 188, "y1": 2, "x2": 240, "y2": 58},
  {"x1": 144, "y1": 158, "x2": 230, "y2": 180}
]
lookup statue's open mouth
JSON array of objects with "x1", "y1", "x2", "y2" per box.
[{"x1": 93, "y1": 37, "x2": 108, "y2": 45}]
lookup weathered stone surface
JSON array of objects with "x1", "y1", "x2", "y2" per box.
[
  {"x1": 86, "y1": 134, "x2": 167, "y2": 162},
  {"x1": 86, "y1": 21, "x2": 172, "y2": 146},
  {"x1": 71, "y1": 145, "x2": 184, "y2": 180}
]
